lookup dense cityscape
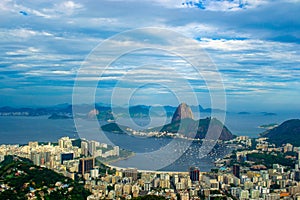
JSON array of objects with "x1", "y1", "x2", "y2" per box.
[{"x1": 1, "y1": 133, "x2": 300, "y2": 199}]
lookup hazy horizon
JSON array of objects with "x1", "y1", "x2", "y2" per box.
[{"x1": 0, "y1": 0, "x2": 299, "y2": 113}]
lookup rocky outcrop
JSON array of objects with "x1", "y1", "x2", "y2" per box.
[{"x1": 171, "y1": 103, "x2": 194, "y2": 123}]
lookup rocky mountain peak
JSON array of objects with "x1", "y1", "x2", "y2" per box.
[{"x1": 171, "y1": 103, "x2": 194, "y2": 123}]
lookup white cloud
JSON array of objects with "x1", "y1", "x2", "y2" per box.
[
  {"x1": 52, "y1": 1, "x2": 83, "y2": 16},
  {"x1": 0, "y1": 0, "x2": 13, "y2": 12},
  {"x1": 0, "y1": 0, "x2": 299, "y2": 109},
  {"x1": 151, "y1": 0, "x2": 271, "y2": 11},
  {"x1": 0, "y1": 0, "x2": 83, "y2": 18},
  {"x1": 6, "y1": 47, "x2": 40, "y2": 56},
  {"x1": 3, "y1": 28, "x2": 54, "y2": 38},
  {"x1": 24, "y1": 69, "x2": 76, "y2": 77}
]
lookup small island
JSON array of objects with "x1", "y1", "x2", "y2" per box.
[
  {"x1": 48, "y1": 113, "x2": 72, "y2": 120},
  {"x1": 261, "y1": 112, "x2": 277, "y2": 116},
  {"x1": 238, "y1": 112, "x2": 251, "y2": 115}
]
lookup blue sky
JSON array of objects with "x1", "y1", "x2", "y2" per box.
[{"x1": 0, "y1": 0, "x2": 300, "y2": 112}]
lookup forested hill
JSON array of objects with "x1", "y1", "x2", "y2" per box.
[{"x1": 0, "y1": 155, "x2": 91, "y2": 200}]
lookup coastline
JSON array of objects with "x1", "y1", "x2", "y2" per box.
[
  {"x1": 105, "y1": 162, "x2": 189, "y2": 174},
  {"x1": 101, "y1": 151, "x2": 136, "y2": 165}
]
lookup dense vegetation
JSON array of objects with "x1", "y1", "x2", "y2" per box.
[
  {"x1": 95, "y1": 159, "x2": 116, "y2": 175},
  {"x1": 263, "y1": 119, "x2": 300, "y2": 146},
  {"x1": 96, "y1": 110, "x2": 114, "y2": 120},
  {"x1": 150, "y1": 117, "x2": 235, "y2": 141},
  {"x1": 101, "y1": 122, "x2": 129, "y2": 134},
  {"x1": 247, "y1": 153, "x2": 294, "y2": 168},
  {"x1": 0, "y1": 156, "x2": 91, "y2": 200},
  {"x1": 101, "y1": 117, "x2": 234, "y2": 141}
]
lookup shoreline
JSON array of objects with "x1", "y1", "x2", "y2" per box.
[
  {"x1": 101, "y1": 151, "x2": 136, "y2": 165},
  {"x1": 105, "y1": 163, "x2": 189, "y2": 174}
]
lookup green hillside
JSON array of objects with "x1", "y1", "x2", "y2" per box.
[
  {"x1": 149, "y1": 117, "x2": 234, "y2": 141},
  {"x1": 262, "y1": 119, "x2": 300, "y2": 146},
  {"x1": 0, "y1": 155, "x2": 91, "y2": 200}
]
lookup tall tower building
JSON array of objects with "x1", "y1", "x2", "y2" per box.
[
  {"x1": 78, "y1": 157, "x2": 95, "y2": 175},
  {"x1": 61, "y1": 152, "x2": 74, "y2": 164},
  {"x1": 88, "y1": 140, "x2": 99, "y2": 156},
  {"x1": 81, "y1": 141, "x2": 88, "y2": 157},
  {"x1": 295, "y1": 171, "x2": 300, "y2": 181},
  {"x1": 113, "y1": 146, "x2": 120, "y2": 156},
  {"x1": 58, "y1": 139, "x2": 64, "y2": 149},
  {"x1": 233, "y1": 164, "x2": 240, "y2": 178},
  {"x1": 189, "y1": 167, "x2": 200, "y2": 182}
]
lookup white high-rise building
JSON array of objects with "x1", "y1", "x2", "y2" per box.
[
  {"x1": 113, "y1": 146, "x2": 119, "y2": 156},
  {"x1": 58, "y1": 137, "x2": 72, "y2": 149},
  {"x1": 90, "y1": 168, "x2": 99, "y2": 178},
  {"x1": 81, "y1": 141, "x2": 89, "y2": 157},
  {"x1": 88, "y1": 140, "x2": 100, "y2": 156}
]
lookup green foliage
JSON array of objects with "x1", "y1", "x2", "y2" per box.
[
  {"x1": 264, "y1": 119, "x2": 300, "y2": 146},
  {"x1": 0, "y1": 189, "x2": 21, "y2": 200},
  {"x1": 211, "y1": 168, "x2": 219, "y2": 173},
  {"x1": 0, "y1": 156, "x2": 91, "y2": 200},
  {"x1": 95, "y1": 159, "x2": 116, "y2": 175},
  {"x1": 149, "y1": 117, "x2": 234, "y2": 140},
  {"x1": 96, "y1": 110, "x2": 114, "y2": 121},
  {"x1": 101, "y1": 123, "x2": 128, "y2": 134},
  {"x1": 101, "y1": 117, "x2": 234, "y2": 141},
  {"x1": 249, "y1": 139, "x2": 258, "y2": 150},
  {"x1": 285, "y1": 151, "x2": 297, "y2": 157},
  {"x1": 247, "y1": 153, "x2": 294, "y2": 168}
]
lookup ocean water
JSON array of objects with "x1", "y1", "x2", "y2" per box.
[
  {"x1": 0, "y1": 111, "x2": 299, "y2": 171},
  {"x1": 0, "y1": 116, "x2": 77, "y2": 145},
  {"x1": 224, "y1": 112, "x2": 300, "y2": 137}
]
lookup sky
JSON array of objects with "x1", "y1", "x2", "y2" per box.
[{"x1": 0, "y1": 0, "x2": 300, "y2": 112}]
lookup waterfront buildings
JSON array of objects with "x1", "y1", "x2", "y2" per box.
[{"x1": 1, "y1": 136, "x2": 300, "y2": 199}]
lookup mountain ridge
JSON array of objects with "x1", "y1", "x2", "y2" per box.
[
  {"x1": 0, "y1": 104, "x2": 225, "y2": 121},
  {"x1": 148, "y1": 117, "x2": 234, "y2": 141},
  {"x1": 262, "y1": 119, "x2": 300, "y2": 146}
]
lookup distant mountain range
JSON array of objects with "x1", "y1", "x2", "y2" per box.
[
  {"x1": 238, "y1": 111, "x2": 277, "y2": 116},
  {"x1": 0, "y1": 103, "x2": 225, "y2": 120},
  {"x1": 0, "y1": 105, "x2": 73, "y2": 117},
  {"x1": 0, "y1": 103, "x2": 277, "y2": 121},
  {"x1": 262, "y1": 119, "x2": 300, "y2": 146}
]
